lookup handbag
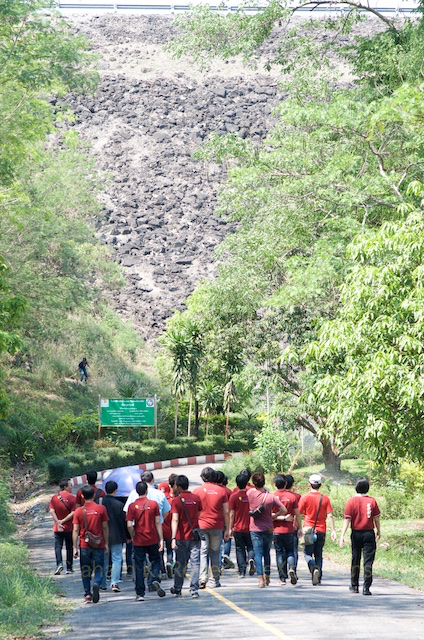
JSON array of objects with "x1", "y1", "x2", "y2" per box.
[
  {"x1": 249, "y1": 490, "x2": 268, "y2": 519},
  {"x1": 302, "y1": 495, "x2": 323, "y2": 545},
  {"x1": 82, "y1": 507, "x2": 102, "y2": 549},
  {"x1": 179, "y1": 497, "x2": 201, "y2": 542}
]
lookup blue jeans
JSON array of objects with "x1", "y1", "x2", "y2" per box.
[
  {"x1": 293, "y1": 530, "x2": 299, "y2": 570},
  {"x1": 304, "y1": 532, "x2": 326, "y2": 580},
  {"x1": 79, "y1": 548, "x2": 105, "y2": 597},
  {"x1": 274, "y1": 533, "x2": 295, "y2": 581},
  {"x1": 133, "y1": 544, "x2": 160, "y2": 597},
  {"x1": 110, "y1": 544, "x2": 123, "y2": 586},
  {"x1": 250, "y1": 531, "x2": 273, "y2": 577},
  {"x1": 174, "y1": 540, "x2": 201, "y2": 592}
]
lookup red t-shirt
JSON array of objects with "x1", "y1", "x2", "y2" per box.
[
  {"x1": 126, "y1": 497, "x2": 160, "y2": 546},
  {"x1": 171, "y1": 491, "x2": 203, "y2": 540},
  {"x1": 49, "y1": 491, "x2": 76, "y2": 533},
  {"x1": 229, "y1": 489, "x2": 250, "y2": 532},
  {"x1": 344, "y1": 495, "x2": 381, "y2": 530},
  {"x1": 75, "y1": 485, "x2": 106, "y2": 506},
  {"x1": 298, "y1": 492, "x2": 333, "y2": 533},
  {"x1": 193, "y1": 483, "x2": 228, "y2": 530},
  {"x1": 73, "y1": 501, "x2": 109, "y2": 549},
  {"x1": 272, "y1": 489, "x2": 298, "y2": 534},
  {"x1": 247, "y1": 489, "x2": 283, "y2": 532},
  {"x1": 162, "y1": 497, "x2": 173, "y2": 540}
]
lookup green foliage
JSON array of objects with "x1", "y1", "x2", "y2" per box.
[
  {"x1": 0, "y1": 472, "x2": 15, "y2": 538},
  {"x1": 221, "y1": 451, "x2": 263, "y2": 487},
  {"x1": 254, "y1": 425, "x2": 290, "y2": 474},
  {"x1": 46, "y1": 413, "x2": 97, "y2": 448},
  {"x1": 47, "y1": 456, "x2": 70, "y2": 484}
]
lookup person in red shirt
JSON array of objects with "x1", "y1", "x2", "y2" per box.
[
  {"x1": 298, "y1": 474, "x2": 337, "y2": 585},
  {"x1": 285, "y1": 474, "x2": 301, "y2": 571},
  {"x1": 247, "y1": 472, "x2": 287, "y2": 588},
  {"x1": 272, "y1": 474, "x2": 302, "y2": 586},
  {"x1": 126, "y1": 481, "x2": 165, "y2": 601},
  {"x1": 75, "y1": 470, "x2": 105, "y2": 507},
  {"x1": 229, "y1": 473, "x2": 256, "y2": 578},
  {"x1": 216, "y1": 471, "x2": 235, "y2": 570},
  {"x1": 72, "y1": 485, "x2": 109, "y2": 603},
  {"x1": 340, "y1": 477, "x2": 381, "y2": 596},
  {"x1": 159, "y1": 481, "x2": 173, "y2": 579},
  {"x1": 193, "y1": 467, "x2": 230, "y2": 588},
  {"x1": 49, "y1": 478, "x2": 76, "y2": 575},
  {"x1": 170, "y1": 474, "x2": 203, "y2": 598}
]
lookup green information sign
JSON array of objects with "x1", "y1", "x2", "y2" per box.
[{"x1": 99, "y1": 398, "x2": 156, "y2": 427}]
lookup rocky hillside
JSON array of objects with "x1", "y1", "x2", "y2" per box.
[{"x1": 64, "y1": 13, "x2": 382, "y2": 340}]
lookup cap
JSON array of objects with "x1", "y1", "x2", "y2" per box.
[{"x1": 309, "y1": 474, "x2": 322, "y2": 485}]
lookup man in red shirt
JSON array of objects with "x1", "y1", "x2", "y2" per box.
[
  {"x1": 285, "y1": 474, "x2": 301, "y2": 571},
  {"x1": 340, "y1": 477, "x2": 381, "y2": 595},
  {"x1": 229, "y1": 473, "x2": 256, "y2": 578},
  {"x1": 159, "y1": 481, "x2": 174, "y2": 579},
  {"x1": 193, "y1": 467, "x2": 230, "y2": 588},
  {"x1": 272, "y1": 474, "x2": 302, "y2": 586},
  {"x1": 298, "y1": 474, "x2": 337, "y2": 585},
  {"x1": 170, "y1": 474, "x2": 203, "y2": 598},
  {"x1": 49, "y1": 478, "x2": 76, "y2": 575},
  {"x1": 72, "y1": 485, "x2": 109, "y2": 603},
  {"x1": 126, "y1": 481, "x2": 165, "y2": 601},
  {"x1": 75, "y1": 470, "x2": 105, "y2": 507}
]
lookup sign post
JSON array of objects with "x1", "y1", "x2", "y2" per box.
[{"x1": 98, "y1": 397, "x2": 157, "y2": 436}]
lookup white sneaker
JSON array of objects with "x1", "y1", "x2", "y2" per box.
[{"x1": 135, "y1": 595, "x2": 145, "y2": 602}]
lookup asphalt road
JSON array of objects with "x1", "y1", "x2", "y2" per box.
[{"x1": 25, "y1": 463, "x2": 424, "y2": 640}]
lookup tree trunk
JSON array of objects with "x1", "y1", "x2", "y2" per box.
[
  {"x1": 188, "y1": 394, "x2": 192, "y2": 437},
  {"x1": 321, "y1": 439, "x2": 342, "y2": 473},
  {"x1": 225, "y1": 401, "x2": 230, "y2": 441},
  {"x1": 194, "y1": 398, "x2": 200, "y2": 439},
  {"x1": 206, "y1": 414, "x2": 209, "y2": 438},
  {"x1": 174, "y1": 397, "x2": 178, "y2": 439}
]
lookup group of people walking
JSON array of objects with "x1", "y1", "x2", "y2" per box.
[{"x1": 49, "y1": 466, "x2": 381, "y2": 603}]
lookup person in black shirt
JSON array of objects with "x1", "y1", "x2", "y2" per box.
[
  {"x1": 102, "y1": 481, "x2": 128, "y2": 592},
  {"x1": 78, "y1": 357, "x2": 89, "y2": 383}
]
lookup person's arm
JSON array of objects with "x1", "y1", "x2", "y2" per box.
[
  {"x1": 293, "y1": 507, "x2": 302, "y2": 531},
  {"x1": 223, "y1": 502, "x2": 230, "y2": 541},
  {"x1": 339, "y1": 517, "x2": 351, "y2": 548},
  {"x1": 327, "y1": 513, "x2": 337, "y2": 542},
  {"x1": 156, "y1": 516, "x2": 164, "y2": 552},
  {"x1": 102, "y1": 521, "x2": 109, "y2": 552},
  {"x1": 229, "y1": 509, "x2": 235, "y2": 535},
  {"x1": 72, "y1": 523, "x2": 80, "y2": 558},
  {"x1": 171, "y1": 513, "x2": 179, "y2": 550},
  {"x1": 49, "y1": 507, "x2": 64, "y2": 531},
  {"x1": 59, "y1": 511, "x2": 74, "y2": 526},
  {"x1": 374, "y1": 515, "x2": 381, "y2": 541},
  {"x1": 127, "y1": 522, "x2": 135, "y2": 541}
]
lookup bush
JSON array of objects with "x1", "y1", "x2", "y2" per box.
[
  {"x1": 0, "y1": 472, "x2": 15, "y2": 538},
  {"x1": 254, "y1": 425, "x2": 290, "y2": 474},
  {"x1": 46, "y1": 412, "x2": 97, "y2": 448},
  {"x1": 47, "y1": 457, "x2": 70, "y2": 484}
]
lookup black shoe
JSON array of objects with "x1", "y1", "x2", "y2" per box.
[
  {"x1": 349, "y1": 585, "x2": 359, "y2": 593},
  {"x1": 148, "y1": 585, "x2": 156, "y2": 592},
  {"x1": 92, "y1": 583, "x2": 100, "y2": 603},
  {"x1": 170, "y1": 587, "x2": 181, "y2": 596},
  {"x1": 223, "y1": 555, "x2": 235, "y2": 569},
  {"x1": 248, "y1": 559, "x2": 256, "y2": 576},
  {"x1": 312, "y1": 568, "x2": 320, "y2": 586},
  {"x1": 152, "y1": 580, "x2": 166, "y2": 597},
  {"x1": 166, "y1": 562, "x2": 173, "y2": 580},
  {"x1": 199, "y1": 581, "x2": 206, "y2": 589},
  {"x1": 363, "y1": 588, "x2": 372, "y2": 596},
  {"x1": 288, "y1": 568, "x2": 298, "y2": 585}
]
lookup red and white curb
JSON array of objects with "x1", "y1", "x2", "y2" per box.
[{"x1": 70, "y1": 451, "x2": 243, "y2": 486}]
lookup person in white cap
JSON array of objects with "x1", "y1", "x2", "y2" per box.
[{"x1": 298, "y1": 474, "x2": 337, "y2": 585}]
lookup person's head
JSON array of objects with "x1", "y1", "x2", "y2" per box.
[
  {"x1": 59, "y1": 478, "x2": 72, "y2": 492},
  {"x1": 168, "y1": 473, "x2": 177, "y2": 488},
  {"x1": 285, "y1": 474, "x2": 294, "y2": 490},
  {"x1": 240, "y1": 468, "x2": 252, "y2": 481},
  {"x1": 136, "y1": 481, "x2": 148, "y2": 496},
  {"x1": 141, "y1": 471, "x2": 154, "y2": 485},
  {"x1": 82, "y1": 357, "x2": 87, "y2": 364},
  {"x1": 82, "y1": 485, "x2": 95, "y2": 501},
  {"x1": 235, "y1": 473, "x2": 248, "y2": 490},
  {"x1": 86, "y1": 470, "x2": 98, "y2": 485},
  {"x1": 308, "y1": 474, "x2": 322, "y2": 490},
  {"x1": 355, "y1": 477, "x2": 370, "y2": 494},
  {"x1": 175, "y1": 474, "x2": 189, "y2": 492},
  {"x1": 251, "y1": 472, "x2": 265, "y2": 489},
  {"x1": 201, "y1": 467, "x2": 217, "y2": 483},
  {"x1": 105, "y1": 480, "x2": 118, "y2": 495},
  {"x1": 215, "y1": 470, "x2": 225, "y2": 485},
  {"x1": 273, "y1": 474, "x2": 287, "y2": 490},
  {"x1": 159, "y1": 481, "x2": 171, "y2": 497}
]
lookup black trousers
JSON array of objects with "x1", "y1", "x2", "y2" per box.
[
  {"x1": 54, "y1": 531, "x2": 73, "y2": 571},
  {"x1": 233, "y1": 532, "x2": 254, "y2": 576},
  {"x1": 351, "y1": 529, "x2": 376, "y2": 590}
]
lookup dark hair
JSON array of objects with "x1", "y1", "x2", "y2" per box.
[
  {"x1": 236, "y1": 473, "x2": 248, "y2": 490},
  {"x1": 59, "y1": 478, "x2": 70, "y2": 490},
  {"x1": 355, "y1": 477, "x2": 370, "y2": 494},
  {"x1": 105, "y1": 480, "x2": 118, "y2": 494},
  {"x1": 215, "y1": 470, "x2": 225, "y2": 485},
  {"x1": 251, "y1": 472, "x2": 265, "y2": 488},
  {"x1": 240, "y1": 468, "x2": 252, "y2": 481},
  {"x1": 136, "y1": 481, "x2": 148, "y2": 496},
  {"x1": 273, "y1": 474, "x2": 287, "y2": 490},
  {"x1": 285, "y1": 474, "x2": 294, "y2": 490},
  {"x1": 141, "y1": 471, "x2": 154, "y2": 484},
  {"x1": 86, "y1": 470, "x2": 98, "y2": 485},
  {"x1": 175, "y1": 474, "x2": 189, "y2": 491},
  {"x1": 82, "y1": 485, "x2": 95, "y2": 501},
  {"x1": 168, "y1": 473, "x2": 177, "y2": 487},
  {"x1": 201, "y1": 467, "x2": 217, "y2": 483}
]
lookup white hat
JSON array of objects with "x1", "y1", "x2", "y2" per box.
[{"x1": 309, "y1": 474, "x2": 322, "y2": 485}]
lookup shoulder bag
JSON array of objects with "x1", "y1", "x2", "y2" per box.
[
  {"x1": 82, "y1": 507, "x2": 103, "y2": 549},
  {"x1": 178, "y1": 496, "x2": 201, "y2": 542},
  {"x1": 302, "y1": 495, "x2": 323, "y2": 546},
  {"x1": 249, "y1": 490, "x2": 269, "y2": 519}
]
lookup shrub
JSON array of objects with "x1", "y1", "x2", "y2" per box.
[
  {"x1": 254, "y1": 425, "x2": 290, "y2": 474},
  {"x1": 47, "y1": 457, "x2": 70, "y2": 484},
  {"x1": 46, "y1": 412, "x2": 97, "y2": 448}
]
